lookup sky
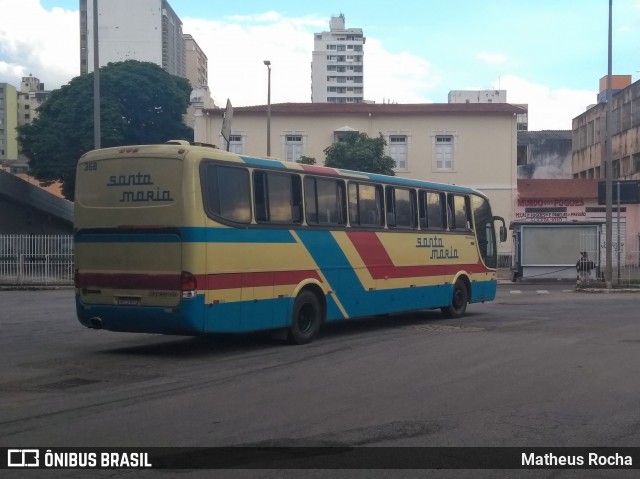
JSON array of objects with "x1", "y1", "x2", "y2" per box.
[{"x1": 0, "y1": 0, "x2": 639, "y2": 130}]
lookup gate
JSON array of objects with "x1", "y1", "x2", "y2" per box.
[{"x1": 0, "y1": 235, "x2": 74, "y2": 286}]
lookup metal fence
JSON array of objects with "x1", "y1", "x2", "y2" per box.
[
  {"x1": 0, "y1": 235, "x2": 74, "y2": 286},
  {"x1": 579, "y1": 231, "x2": 640, "y2": 288}
]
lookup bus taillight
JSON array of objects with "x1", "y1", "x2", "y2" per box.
[{"x1": 181, "y1": 271, "x2": 197, "y2": 298}]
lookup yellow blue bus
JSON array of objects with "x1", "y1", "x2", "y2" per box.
[{"x1": 74, "y1": 141, "x2": 506, "y2": 344}]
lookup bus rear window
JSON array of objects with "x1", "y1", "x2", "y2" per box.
[{"x1": 203, "y1": 164, "x2": 251, "y2": 223}]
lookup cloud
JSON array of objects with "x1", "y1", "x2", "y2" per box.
[
  {"x1": 183, "y1": 15, "x2": 319, "y2": 106},
  {"x1": 183, "y1": 15, "x2": 436, "y2": 107},
  {"x1": 0, "y1": 0, "x2": 78, "y2": 89},
  {"x1": 476, "y1": 52, "x2": 508, "y2": 65},
  {"x1": 497, "y1": 75, "x2": 596, "y2": 130},
  {"x1": 0, "y1": 2, "x2": 599, "y2": 131},
  {"x1": 364, "y1": 38, "x2": 435, "y2": 103}
]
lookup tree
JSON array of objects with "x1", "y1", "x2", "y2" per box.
[
  {"x1": 296, "y1": 156, "x2": 316, "y2": 165},
  {"x1": 323, "y1": 132, "x2": 396, "y2": 176},
  {"x1": 18, "y1": 60, "x2": 193, "y2": 199}
]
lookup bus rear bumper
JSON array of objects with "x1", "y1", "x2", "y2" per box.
[{"x1": 75, "y1": 294, "x2": 205, "y2": 335}]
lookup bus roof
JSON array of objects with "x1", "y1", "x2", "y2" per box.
[{"x1": 79, "y1": 142, "x2": 487, "y2": 198}]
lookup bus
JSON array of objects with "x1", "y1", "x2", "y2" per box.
[{"x1": 74, "y1": 141, "x2": 507, "y2": 344}]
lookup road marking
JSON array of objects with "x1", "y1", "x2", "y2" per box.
[
  {"x1": 536, "y1": 290, "x2": 550, "y2": 294},
  {"x1": 509, "y1": 290, "x2": 522, "y2": 294}
]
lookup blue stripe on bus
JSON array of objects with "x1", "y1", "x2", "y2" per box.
[
  {"x1": 240, "y1": 156, "x2": 287, "y2": 169},
  {"x1": 78, "y1": 279, "x2": 496, "y2": 335},
  {"x1": 362, "y1": 172, "x2": 477, "y2": 193}
]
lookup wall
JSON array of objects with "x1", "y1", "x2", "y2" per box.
[
  {"x1": 0, "y1": 197, "x2": 72, "y2": 234},
  {"x1": 517, "y1": 131, "x2": 572, "y2": 179},
  {"x1": 195, "y1": 105, "x2": 518, "y2": 254}
]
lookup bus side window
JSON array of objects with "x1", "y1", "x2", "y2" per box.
[
  {"x1": 253, "y1": 170, "x2": 302, "y2": 224},
  {"x1": 304, "y1": 176, "x2": 346, "y2": 226},
  {"x1": 385, "y1": 187, "x2": 395, "y2": 227},
  {"x1": 349, "y1": 182, "x2": 383, "y2": 227},
  {"x1": 203, "y1": 163, "x2": 252, "y2": 223},
  {"x1": 448, "y1": 194, "x2": 472, "y2": 230},
  {"x1": 420, "y1": 190, "x2": 446, "y2": 230},
  {"x1": 387, "y1": 186, "x2": 416, "y2": 229}
]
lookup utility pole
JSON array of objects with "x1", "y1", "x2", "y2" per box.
[
  {"x1": 604, "y1": 0, "x2": 613, "y2": 288},
  {"x1": 93, "y1": 0, "x2": 101, "y2": 149},
  {"x1": 264, "y1": 60, "x2": 271, "y2": 156}
]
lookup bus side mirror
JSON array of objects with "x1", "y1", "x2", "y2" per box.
[
  {"x1": 499, "y1": 225, "x2": 507, "y2": 243},
  {"x1": 492, "y1": 216, "x2": 507, "y2": 243}
]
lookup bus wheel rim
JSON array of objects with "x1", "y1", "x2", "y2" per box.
[{"x1": 298, "y1": 304, "x2": 314, "y2": 333}]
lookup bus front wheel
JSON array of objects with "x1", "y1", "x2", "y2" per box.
[
  {"x1": 288, "y1": 290, "x2": 322, "y2": 345},
  {"x1": 441, "y1": 279, "x2": 468, "y2": 318}
]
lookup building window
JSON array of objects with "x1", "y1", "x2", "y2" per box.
[
  {"x1": 228, "y1": 134, "x2": 243, "y2": 154},
  {"x1": 285, "y1": 135, "x2": 304, "y2": 163},
  {"x1": 388, "y1": 135, "x2": 408, "y2": 171},
  {"x1": 434, "y1": 135, "x2": 454, "y2": 171}
]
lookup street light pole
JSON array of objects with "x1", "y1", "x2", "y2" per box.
[
  {"x1": 604, "y1": 0, "x2": 613, "y2": 288},
  {"x1": 93, "y1": 0, "x2": 100, "y2": 149},
  {"x1": 264, "y1": 60, "x2": 271, "y2": 156}
]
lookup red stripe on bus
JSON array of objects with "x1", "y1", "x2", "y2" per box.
[
  {"x1": 299, "y1": 164, "x2": 340, "y2": 176},
  {"x1": 346, "y1": 231, "x2": 488, "y2": 279},
  {"x1": 202, "y1": 270, "x2": 322, "y2": 290},
  {"x1": 78, "y1": 273, "x2": 181, "y2": 290}
]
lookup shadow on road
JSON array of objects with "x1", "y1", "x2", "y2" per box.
[{"x1": 96, "y1": 309, "x2": 475, "y2": 358}]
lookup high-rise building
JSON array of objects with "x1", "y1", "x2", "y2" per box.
[
  {"x1": 79, "y1": 0, "x2": 185, "y2": 78},
  {"x1": 184, "y1": 34, "x2": 208, "y2": 89},
  {"x1": 0, "y1": 83, "x2": 18, "y2": 163},
  {"x1": 311, "y1": 14, "x2": 365, "y2": 103},
  {"x1": 18, "y1": 75, "x2": 50, "y2": 126}
]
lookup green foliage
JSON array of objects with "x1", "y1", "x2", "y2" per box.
[
  {"x1": 297, "y1": 156, "x2": 316, "y2": 165},
  {"x1": 18, "y1": 61, "x2": 193, "y2": 199},
  {"x1": 323, "y1": 132, "x2": 396, "y2": 176}
]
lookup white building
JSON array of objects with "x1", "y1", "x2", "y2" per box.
[
  {"x1": 311, "y1": 14, "x2": 365, "y2": 103},
  {"x1": 448, "y1": 90, "x2": 507, "y2": 104},
  {"x1": 18, "y1": 75, "x2": 50, "y2": 126},
  {"x1": 79, "y1": 0, "x2": 185, "y2": 78},
  {"x1": 449, "y1": 89, "x2": 528, "y2": 131}
]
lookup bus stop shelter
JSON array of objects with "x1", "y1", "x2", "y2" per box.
[{"x1": 510, "y1": 222, "x2": 602, "y2": 282}]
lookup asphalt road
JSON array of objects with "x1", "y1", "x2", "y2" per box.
[{"x1": 1, "y1": 285, "x2": 639, "y2": 478}]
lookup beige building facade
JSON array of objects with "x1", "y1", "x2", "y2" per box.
[
  {"x1": 572, "y1": 76, "x2": 640, "y2": 180},
  {"x1": 0, "y1": 83, "x2": 18, "y2": 162},
  {"x1": 193, "y1": 102, "x2": 522, "y2": 255}
]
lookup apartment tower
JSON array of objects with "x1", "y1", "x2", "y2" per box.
[
  {"x1": 311, "y1": 14, "x2": 365, "y2": 103},
  {"x1": 79, "y1": 0, "x2": 185, "y2": 78}
]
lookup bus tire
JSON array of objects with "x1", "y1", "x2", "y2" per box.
[
  {"x1": 441, "y1": 279, "x2": 468, "y2": 319},
  {"x1": 288, "y1": 290, "x2": 322, "y2": 345}
]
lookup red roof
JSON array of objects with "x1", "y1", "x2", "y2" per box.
[
  {"x1": 15, "y1": 174, "x2": 66, "y2": 199},
  {"x1": 204, "y1": 102, "x2": 525, "y2": 116},
  {"x1": 517, "y1": 179, "x2": 599, "y2": 199}
]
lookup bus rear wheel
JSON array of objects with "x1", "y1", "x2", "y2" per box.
[
  {"x1": 288, "y1": 290, "x2": 322, "y2": 345},
  {"x1": 441, "y1": 279, "x2": 468, "y2": 318}
]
